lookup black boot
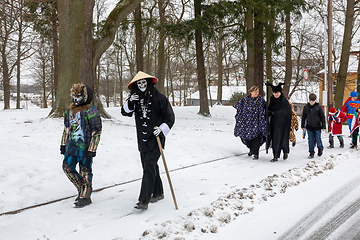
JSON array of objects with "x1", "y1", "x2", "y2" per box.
[
  {"x1": 150, "y1": 194, "x2": 164, "y2": 203},
  {"x1": 74, "y1": 197, "x2": 92, "y2": 208},
  {"x1": 270, "y1": 158, "x2": 278, "y2": 162},
  {"x1": 134, "y1": 201, "x2": 148, "y2": 210},
  {"x1": 283, "y1": 153, "x2": 288, "y2": 160},
  {"x1": 328, "y1": 135, "x2": 334, "y2": 148},
  {"x1": 308, "y1": 151, "x2": 315, "y2": 159},
  {"x1": 339, "y1": 136, "x2": 344, "y2": 148},
  {"x1": 318, "y1": 148, "x2": 323, "y2": 156}
]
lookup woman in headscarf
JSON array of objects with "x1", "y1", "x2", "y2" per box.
[
  {"x1": 233, "y1": 86, "x2": 266, "y2": 160},
  {"x1": 267, "y1": 82, "x2": 292, "y2": 162}
]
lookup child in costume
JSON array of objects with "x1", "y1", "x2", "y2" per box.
[
  {"x1": 327, "y1": 108, "x2": 346, "y2": 148},
  {"x1": 60, "y1": 83, "x2": 102, "y2": 207},
  {"x1": 341, "y1": 91, "x2": 360, "y2": 134}
]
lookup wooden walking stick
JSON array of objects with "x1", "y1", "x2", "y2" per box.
[{"x1": 156, "y1": 135, "x2": 178, "y2": 210}]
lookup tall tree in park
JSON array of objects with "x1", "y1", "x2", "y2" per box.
[
  {"x1": 281, "y1": 0, "x2": 307, "y2": 98},
  {"x1": 134, "y1": 4, "x2": 144, "y2": 72},
  {"x1": 1, "y1": 0, "x2": 34, "y2": 109},
  {"x1": 26, "y1": 0, "x2": 59, "y2": 100},
  {"x1": 49, "y1": 0, "x2": 143, "y2": 117},
  {"x1": 334, "y1": 0, "x2": 355, "y2": 109},
  {"x1": 194, "y1": 0, "x2": 210, "y2": 116},
  {"x1": 156, "y1": 0, "x2": 166, "y2": 94}
]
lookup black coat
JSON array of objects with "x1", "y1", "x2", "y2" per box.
[
  {"x1": 301, "y1": 102, "x2": 326, "y2": 131},
  {"x1": 268, "y1": 94, "x2": 292, "y2": 158},
  {"x1": 121, "y1": 88, "x2": 175, "y2": 152}
]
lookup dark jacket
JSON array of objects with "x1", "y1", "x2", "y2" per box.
[
  {"x1": 121, "y1": 88, "x2": 175, "y2": 152},
  {"x1": 301, "y1": 102, "x2": 326, "y2": 131},
  {"x1": 268, "y1": 94, "x2": 292, "y2": 158}
]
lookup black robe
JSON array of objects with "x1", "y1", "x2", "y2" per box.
[
  {"x1": 268, "y1": 94, "x2": 292, "y2": 158},
  {"x1": 121, "y1": 88, "x2": 175, "y2": 152}
]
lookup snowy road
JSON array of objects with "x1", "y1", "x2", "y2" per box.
[{"x1": 280, "y1": 173, "x2": 360, "y2": 240}]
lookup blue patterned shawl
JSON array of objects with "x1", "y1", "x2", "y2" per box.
[{"x1": 233, "y1": 95, "x2": 266, "y2": 141}]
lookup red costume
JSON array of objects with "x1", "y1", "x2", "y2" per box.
[{"x1": 328, "y1": 108, "x2": 347, "y2": 135}]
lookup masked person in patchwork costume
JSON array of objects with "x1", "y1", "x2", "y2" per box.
[
  {"x1": 121, "y1": 71, "x2": 175, "y2": 210},
  {"x1": 60, "y1": 83, "x2": 102, "y2": 208}
]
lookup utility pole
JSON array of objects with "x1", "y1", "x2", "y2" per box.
[{"x1": 328, "y1": 0, "x2": 333, "y2": 108}]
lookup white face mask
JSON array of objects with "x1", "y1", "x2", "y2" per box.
[{"x1": 137, "y1": 79, "x2": 147, "y2": 92}]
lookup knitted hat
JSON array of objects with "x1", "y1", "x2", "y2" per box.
[
  {"x1": 329, "y1": 108, "x2": 337, "y2": 115},
  {"x1": 128, "y1": 71, "x2": 158, "y2": 89},
  {"x1": 350, "y1": 91, "x2": 359, "y2": 97}
]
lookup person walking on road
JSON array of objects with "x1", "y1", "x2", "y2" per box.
[
  {"x1": 60, "y1": 83, "x2": 102, "y2": 208},
  {"x1": 121, "y1": 71, "x2": 175, "y2": 211},
  {"x1": 266, "y1": 82, "x2": 292, "y2": 162},
  {"x1": 233, "y1": 86, "x2": 266, "y2": 160},
  {"x1": 301, "y1": 93, "x2": 326, "y2": 159}
]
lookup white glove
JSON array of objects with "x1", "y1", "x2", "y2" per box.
[
  {"x1": 130, "y1": 94, "x2": 139, "y2": 102},
  {"x1": 153, "y1": 126, "x2": 162, "y2": 136}
]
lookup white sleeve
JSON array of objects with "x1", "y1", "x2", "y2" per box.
[
  {"x1": 159, "y1": 123, "x2": 170, "y2": 137},
  {"x1": 123, "y1": 100, "x2": 134, "y2": 113}
]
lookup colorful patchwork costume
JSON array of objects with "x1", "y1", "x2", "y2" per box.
[{"x1": 60, "y1": 83, "x2": 102, "y2": 207}]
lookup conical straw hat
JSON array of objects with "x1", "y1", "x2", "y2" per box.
[{"x1": 128, "y1": 71, "x2": 158, "y2": 89}]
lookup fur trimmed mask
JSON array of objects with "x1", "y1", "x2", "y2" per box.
[{"x1": 70, "y1": 83, "x2": 93, "y2": 106}]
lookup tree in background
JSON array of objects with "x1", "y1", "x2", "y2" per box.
[
  {"x1": 48, "y1": 0, "x2": 143, "y2": 117},
  {"x1": 32, "y1": 40, "x2": 53, "y2": 108}
]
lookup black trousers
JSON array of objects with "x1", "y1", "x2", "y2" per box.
[
  {"x1": 138, "y1": 146, "x2": 164, "y2": 204},
  {"x1": 352, "y1": 128, "x2": 359, "y2": 145},
  {"x1": 244, "y1": 134, "x2": 262, "y2": 155}
]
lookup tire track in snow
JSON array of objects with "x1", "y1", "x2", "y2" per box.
[
  {"x1": 278, "y1": 173, "x2": 360, "y2": 240},
  {"x1": 0, "y1": 152, "x2": 246, "y2": 216},
  {"x1": 305, "y1": 197, "x2": 360, "y2": 240}
]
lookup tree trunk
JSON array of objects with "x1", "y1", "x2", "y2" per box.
[
  {"x1": 283, "y1": 12, "x2": 292, "y2": 98},
  {"x1": 156, "y1": 0, "x2": 166, "y2": 94},
  {"x1": 253, "y1": 13, "x2": 264, "y2": 95},
  {"x1": 334, "y1": 0, "x2": 354, "y2": 109},
  {"x1": 217, "y1": 34, "x2": 223, "y2": 104},
  {"x1": 245, "y1": 7, "x2": 254, "y2": 92},
  {"x1": 194, "y1": 0, "x2": 210, "y2": 116},
  {"x1": 265, "y1": 15, "x2": 275, "y2": 84},
  {"x1": 49, "y1": 0, "x2": 144, "y2": 117},
  {"x1": 51, "y1": 8, "x2": 59, "y2": 100},
  {"x1": 134, "y1": 4, "x2": 144, "y2": 72}
]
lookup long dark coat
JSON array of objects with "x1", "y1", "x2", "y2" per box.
[
  {"x1": 121, "y1": 88, "x2": 175, "y2": 152},
  {"x1": 268, "y1": 94, "x2": 292, "y2": 158}
]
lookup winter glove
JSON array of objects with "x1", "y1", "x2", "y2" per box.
[
  {"x1": 127, "y1": 94, "x2": 139, "y2": 110},
  {"x1": 60, "y1": 145, "x2": 66, "y2": 155},
  {"x1": 86, "y1": 151, "x2": 96, "y2": 158},
  {"x1": 153, "y1": 126, "x2": 162, "y2": 137}
]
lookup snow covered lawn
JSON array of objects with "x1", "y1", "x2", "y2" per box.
[{"x1": 1, "y1": 103, "x2": 359, "y2": 239}]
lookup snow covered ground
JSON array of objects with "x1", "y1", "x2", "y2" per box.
[{"x1": 1, "y1": 101, "x2": 360, "y2": 240}]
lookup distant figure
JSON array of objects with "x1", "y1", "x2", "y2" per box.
[
  {"x1": 349, "y1": 105, "x2": 360, "y2": 149},
  {"x1": 288, "y1": 99, "x2": 299, "y2": 147},
  {"x1": 233, "y1": 86, "x2": 266, "y2": 160},
  {"x1": 341, "y1": 91, "x2": 360, "y2": 135},
  {"x1": 327, "y1": 108, "x2": 346, "y2": 148},
  {"x1": 267, "y1": 82, "x2": 292, "y2": 162},
  {"x1": 60, "y1": 83, "x2": 102, "y2": 208},
  {"x1": 301, "y1": 93, "x2": 325, "y2": 159},
  {"x1": 121, "y1": 71, "x2": 175, "y2": 210}
]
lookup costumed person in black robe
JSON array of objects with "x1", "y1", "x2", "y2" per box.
[
  {"x1": 233, "y1": 86, "x2": 266, "y2": 159},
  {"x1": 121, "y1": 71, "x2": 175, "y2": 210},
  {"x1": 267, "y1": 82, "x2": 292, "y2": 162}
]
